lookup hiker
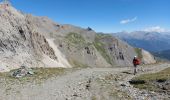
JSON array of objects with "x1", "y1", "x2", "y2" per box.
[{"x1": 133, "y1": 56, "x2": 140, "y2": 75}]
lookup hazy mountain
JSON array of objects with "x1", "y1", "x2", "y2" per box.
[
  {"x1": 153, "y1": 49, "x2": 170, "y2": 60},
  {"x1": 113, "y1": 31, "x2": 170, "y2": 52}
]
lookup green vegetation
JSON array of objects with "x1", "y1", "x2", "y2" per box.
[
  {"x1": 65, "y1": 33, "x2": 113, "y2": 65},
  {"x1": 65, "y1": 32, "x2": 85, "y2": 45},
  {"x1": 94, "y1": 34, "x2": 113, "y2": 65},
  {"x1": 134, "y1": 48, "x2": 143, "y2": 59},
  {"x1": 134, "y1": 68, "x2": 170, "y2": 81},
  {"x1": 96, "y1": 33, "x2": 113, "y2": 39},
  {"x1": 0, "y1": 68, "x2": 66, "y2": 85},
  {"x1": 69, "y1": 59, "x2": 88, "y2": 68},
  {"x1": 91, "y1": 96, "x2": 97, "y2": 100},
  {"x1": 131, "y1": 67, "x2": 170, "y2": 91}
]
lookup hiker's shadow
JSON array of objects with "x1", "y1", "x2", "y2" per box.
[{"x1": 122, "y1": 71, "x2": 133, "y2": 75}]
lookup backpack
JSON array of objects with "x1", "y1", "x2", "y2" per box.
[{"x1": 133, "y1": 58, "x2": 140, "y2": 65}]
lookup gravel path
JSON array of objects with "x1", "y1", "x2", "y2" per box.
[
  {"x1": 118, "y1": 63, "x2": 170, "y2": 100},
  {"x1": 0, "y1": 63, "x2": 170, "y2": 100}
]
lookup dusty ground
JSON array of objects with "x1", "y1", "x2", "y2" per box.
[{"x1": 0, "y1": 63, "x2": 170, "y2": 100}]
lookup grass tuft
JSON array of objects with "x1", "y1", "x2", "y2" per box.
[
  {"x1": 0, "y1": 68, "x2": 66, "y2": 85},
  {"x1": 65, "y1": 32, "x2": 85, "y2": 45},
  {"x1": 131, "y1": 67, "x2": 170, "y2": 91}
]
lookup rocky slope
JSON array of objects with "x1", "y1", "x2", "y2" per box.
[
  {"x1": 0, "y1": 5, "x2": 71, "y2": 72},
  {"x1": 141, "y1": 49, "x2": 156, "y2": 64},
  {"x1": 0, "y1": 5, "x2": 155, "y2": 72}
]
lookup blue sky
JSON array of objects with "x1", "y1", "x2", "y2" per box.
[{"x1": 10, "y1": 0, "x2": 170, "y2": 33}]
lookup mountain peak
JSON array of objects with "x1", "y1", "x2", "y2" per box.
[{"x1": 0, "y1": 3, "x2": 25, "y2": 18}]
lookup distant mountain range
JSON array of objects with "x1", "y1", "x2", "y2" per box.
[
  {"x1": 112, "y1": 31, "x2": 170, "y2": 60},
  {"x1": 113, "y1": 31, "x2": 170, "y2": 52},
  {"x1": 153, "y1": 49, "x2": 170, "y2": 60}
]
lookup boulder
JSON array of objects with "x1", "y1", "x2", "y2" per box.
[{"x1": 12, "y1": 65, "x2": 34, "y2": 78}]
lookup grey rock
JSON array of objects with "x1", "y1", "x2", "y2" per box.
[{"x1": 12, "y1": 65, "x2": 34, "y2": 78}]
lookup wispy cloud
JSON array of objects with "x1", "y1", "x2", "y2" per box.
[
  {"x1": 144, "y1": 26, "x2": 169, "y2": 32},
  {"x1": 120, "y1": 17, "x2": 137, "y2": 24}
]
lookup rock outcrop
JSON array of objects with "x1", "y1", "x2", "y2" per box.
[
  {"x1": 141, "y1": 49, "x2": 156, "y2": 64},
  {"x1": 0, "y1": 5, "x2": 71, "y2": 72}
]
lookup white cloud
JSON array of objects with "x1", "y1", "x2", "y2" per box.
[
  {"x1": 144, "y1": 26, "x2": 168, "y2": 32},
  {"x1": 120, "y1": 17, "x2": 137, "y2": 24}
]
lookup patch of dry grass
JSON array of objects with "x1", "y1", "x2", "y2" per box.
[
  {"x1": 131, "y1": 67, "x2": 170, "y2": 91},
  {"x1": 0, "y1": 68, "x2": 66, "y2": 85},
  {"x1": 134, "y1": 67, "x2": 170, "y2": 81}
]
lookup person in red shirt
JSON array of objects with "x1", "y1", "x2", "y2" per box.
[{"x1": 133, "y1": 56, "x2": 140, "y2": 75}]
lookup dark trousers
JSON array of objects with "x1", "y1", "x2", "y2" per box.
[{"x1": 134, "y1": 64, "x2": 137, "y2": 75}]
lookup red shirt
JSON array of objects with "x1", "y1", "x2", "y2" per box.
[{"x1": 133, "y1": 58, "x2": 140, "y2": 65}]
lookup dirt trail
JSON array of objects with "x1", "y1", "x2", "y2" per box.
[
  {"x1": 118, "y1": 63, "x2": 170, "y2": 100},
  {"x1": 0, "y1": 63, "x2": 170, "y2": 100}
]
